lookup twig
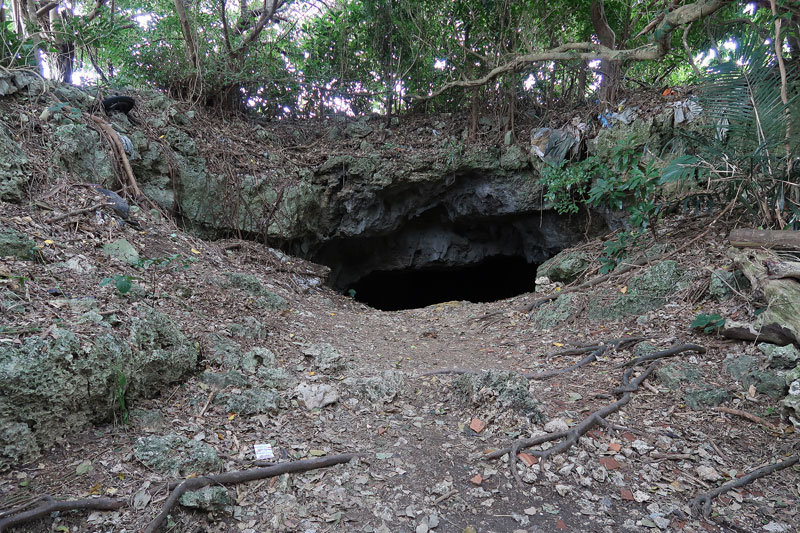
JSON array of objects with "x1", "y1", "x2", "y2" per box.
[
  {"x1": 0, "y1": 496, "x2": 125, "y2": 532},
  {"x1": 712, "y1": 407, "x2": 781, "y2": 433},
  {"x1": 199, "y1": 390, "x2": 217, "y2": 417},
  {"x1": 689, "y1": 455, "x2": 800, "y2": 517},
  {"x1": 145, "y1": 453, "x2": 361, "y2": 533},
  {"x1": 48, "y1": 202, "x2": 109, "y2": 223},
  {"x1": 420, "y1": 369, "x2": 471, "y2": 377},
  {"x1": 615, "y1": 343, "x2": 706, "y2": 368},
  {"x1": 433, "y1": 489, "x2": 458, "y2": 505}
]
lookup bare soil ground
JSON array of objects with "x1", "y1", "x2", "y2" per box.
[{"x1": 1, "y1": 187, "x2": 799, "y2": 533}]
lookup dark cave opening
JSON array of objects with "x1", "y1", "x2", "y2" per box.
[{"x1": 348, "y1": 255, "x2": 539, "y2": 311}]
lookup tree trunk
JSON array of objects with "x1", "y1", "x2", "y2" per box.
[
  {"x1": 591, "y1": 0, "x2": 620, "y2": 106},
  {"x1": 49, "y1": 8, "x2": 74, "y2": 84},
  {"x1": 174, "y1": 0, "x2": 199, "y2": 71}
]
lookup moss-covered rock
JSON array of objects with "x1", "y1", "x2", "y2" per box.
[
  {"x1": 537, "y1": 251, "x2": 591, "y2": 283},
  {"x1": 684, "y1": 386, "x2": 731, "y2": 410},
  {"x1": 214, "y1": 389, "x2": 283, "y2": 415},
  {"x1": 0, "y1": 125, "x2": 30, "y2": 202},
  {"x1": 0, "y1": 224, "x2": 36, "y2": 260},
  {"x1": 532, "y1": 293, "x2": 578, "y2": 330},
  {"x1": 51, "y1": 123, "x2": 115, "y2": 187},
  {"x1": 180, "y1": 486, "x2": 234, "y2": 513},
  {"x1": 134, "y1": 434, "x2": 221, "y2": 476},
  {"x1": 588, "y1": 260, "x2": 687, "y2": 320},
  {"x1": 709, "y1": 269, "x2": 750, "y2": 300},
  {"x1": 127, "y1": 306, "x2": 199, "y2": 397}
]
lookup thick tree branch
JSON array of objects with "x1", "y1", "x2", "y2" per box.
[{"x1": 412, "y1": 0, "x2": 732, "y2": 101}]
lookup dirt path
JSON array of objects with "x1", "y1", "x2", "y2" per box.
[{"x1": 1, "y1": 207, "x2": 798, "y2": 533}]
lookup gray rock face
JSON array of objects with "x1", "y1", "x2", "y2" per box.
[
  {"x1": 0, "y1": 306, "x2": 198, "y2": 468},
  {"x1": 537, "y1": 251, "x2": 591, "y2": 283},
  {"x1": 0, "y1": 125, "x2": 30, "y2": 202}
]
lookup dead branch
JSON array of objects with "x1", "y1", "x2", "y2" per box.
[
  {"x1": 48, "y1": 202, "x2": 109, "y2": 223},
  {"x1": 86, "y1": 115, "x2": 143, "y2": 199},
  {"x1": 413, "y1": 0, "x2": 732, "y2": 101},
  {"x1": 712, "y1": 406, "x2": 781, "y2": 432},
  {"x1": 0, "y1": 496, "x2": 125, "y2": 532},
  {"x1": 615, "y1": 343, "x2": 706, "y2": 368},
  {"x1": 689, "y1": 455, "x2": 799, "y2": 517},
  {"x1": 145, "y1": 453, "x2": 361, "y2": 533},
  {"x1": 729, "y1": 228, "x2": 800, "y2": 251},
  {"x1": 486, "y1": 363, "x2": 658, "y2": 484}
]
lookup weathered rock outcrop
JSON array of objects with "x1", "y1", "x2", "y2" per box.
[{"x1": 0, "y1": 306, "x2": 198, "y2": 468}]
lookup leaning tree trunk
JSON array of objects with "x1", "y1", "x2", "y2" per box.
[{"x1": 591, "y1": 0, "x2": 621, "y2": 106}]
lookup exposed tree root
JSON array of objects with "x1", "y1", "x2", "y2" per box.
[
  {"x1": 615, "y1": 343, "x2": 706, "y2": 368},
  {"x1": 0, "y1": 455, "x2": 361, "y2": 533},
  {"x1": 145, "y1": 453, "x2": 361, "y2": 533},
  {"x1": 0, "y1": 496, "x2": 125, "y2": 532},
  {"x1": 486, "y1": 363, "x2": 658, "y2": 484},
  {"x1": 689, "y1": 455, "x2": 799, "y2": 517},
  {"x1": 526, "y1": 337, "x2": 644, "y2": 380}
]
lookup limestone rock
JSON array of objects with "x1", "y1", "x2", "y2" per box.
[
  {"x1": 758, "y1": 343, "x2": 800, "y2": 369},
  {"x1": 134, "y1": 434, "x2": 221, "y2": 476},
  {"x1": 537, "y1": 251, "x2": 591, "y2": 283},
  {"x1": 455, "y1": 370, "x2": 545, "y2": 421},
  {"x1": 709, "y1": 269, "x2": 749, "y2": 300},
  {"x1": 215, "y1": 389, "x2": 282, "y2": 415},
  {"x1": 303, "y1": 343, "x2": 347, "y2": 373},
  {"x1": 0, "y1": 225, "x2": 36, "y2": 260},
  {"x1": 296, "y1": 382, "x2": 339, "y2": 410},
  {"x1": 343, "y1": 371, "x2": 405, "y2": 404},
  {"x1": 684, "y1": 386, "x2": 731, "y2": 410},
  {"x1": 103, "y1": 239, "x2": 140, "y2": 265},
  {"x1": 180, "y1": 486, "x2": 234, "y2": 513},
  {"x1": 0, "y1": 125, "x2": 30, "y2": 202}
]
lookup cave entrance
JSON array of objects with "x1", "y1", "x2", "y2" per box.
[{"x1": 349, "y1": 255, "x2": 539, "y2": 311}]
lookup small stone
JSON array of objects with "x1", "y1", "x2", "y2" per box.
[
  {"x1": 555, "y1": 484, "x2": 572, "y2": 496},
  {"x1": 295, "y1": 382, "x2": 339, "y2": 410},
  {"x1": 469, "y1": 474, "x2": 483, "y2": 486},
  {"x1": 632, "y1": 490, "x2": 651, "y2": 503},
  {"x1": 695, "y1": 465, "x2": 722, "y2": 481},
  {"x1": 544, "y1": 418, "x2": 569, "y2": 433},
  {"x1": 631, "y1": 439, "x2": 653, "y2": 455}
]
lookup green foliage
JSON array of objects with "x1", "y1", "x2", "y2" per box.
[
  {"x1": 587, "y1": 136, "x2": 663, "y2": 230},
  {"x1": 0, "y1": 19, "x2": 37, "y2": 68},
  {"x1": 598, "y1": 231, "x2": 640, "y2": 274},
  {"x1": 540, "y1": 156, "x2": 608, "y2": 214},
  {"x1": 100, "y1": 274, "x2": 134, "y2": 295},
  {"x1": 115, "y1": 371, "x2": 129, "y2": 425},
  {"x1": 661, "y1": 34, "x2": 800, "y2": 228},
  {"x1": 690, "y1": 313, "x2": 725, "y2": 334}
]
